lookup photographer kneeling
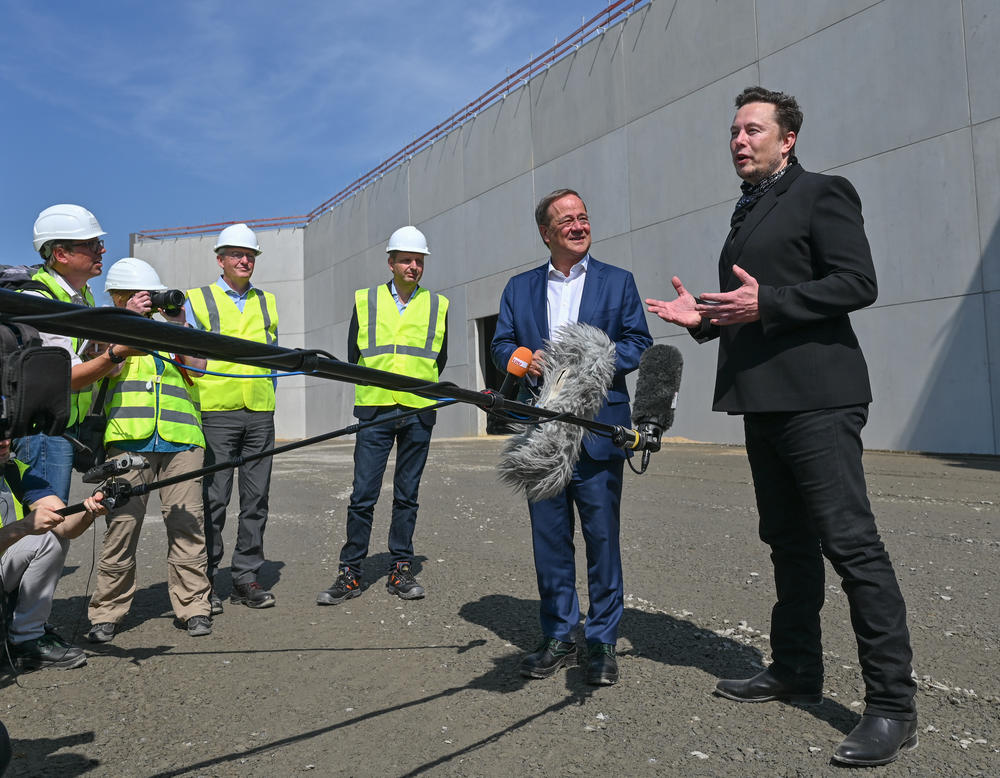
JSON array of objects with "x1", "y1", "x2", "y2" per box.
[
  {"x1": 1, "y1": 438, "x2": 106, "y2": 671},
  {"x1": 86, "y1": 258, "x2": 213, "y2": 642}
]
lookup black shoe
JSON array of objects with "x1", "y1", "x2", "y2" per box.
[
  {"x1": 586, "y1": 643, "x2": 619, "y2": 686},
  {"x1": 209, "y1": 588, "x2": 224, "y2": 616},
  {"x1": 714, "y1": 667, "x2": 822, "y2": 705},
  {"x1": 519, "y1": 638, "x2": 578, "y2": 679},
  {"x1": 317, "y1": 569, "x2": 362, "y2": 605},
  {"x1": 833, "y1": 715, "x2": 918, "y2": 766},
  {"x1": 386, "y1": 563, "x2": 425, "y2": 600},
  {"x1": 185, "y1": 615, "x2": 213, "y2": 637},
  {"x1": 230, "y1": 581, "x2": 276, "y2": 609},
  {"x1": 9, "y1": 631, "x2": 87, "y2": 670},
  {"x1": 87, "y1": 622, "x2": 116, "y2": 644}
]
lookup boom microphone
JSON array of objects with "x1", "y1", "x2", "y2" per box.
[
  {"x1": 499, "y1": 346, "x2": 533, "y2": 399},
  {"x1": 497, "y1": 323, "x2": 615, "y2": 503},
  {"x1": 630, "y1": 343, "x2": 683, "y2": 461}
]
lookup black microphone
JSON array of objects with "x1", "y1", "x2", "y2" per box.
[
  {"x1": 499, "y1": 346, "x2": 533, "y2": 399},
  {"x1": 630, "y1": 343, "x2": 683, "y2": 454},
  {"x1": 82, "y1": 452, "x2": 150, "y2": 484}
]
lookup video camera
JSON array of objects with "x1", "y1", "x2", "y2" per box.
[{"x1": 0, "y1": 321, "x2": 71, "y2": 440}]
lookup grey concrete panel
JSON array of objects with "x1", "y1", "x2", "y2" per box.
[
  {"x1": 274, "y1": 373, "x2": 306, "y2": 440},
  {"x1": 534, "y1": 128, "x2": 630, "y2": 240},
  {"x1": 855, "y1": 297, "x2": 994, "y2": 454},
  {"x1": 303, "y1": 209, "x2": 336, "y2": 278},
  {"x1": 418, "y1": 203, "x2": 471, "y2": 290},
  {"x1": 437, "y1": 284, "x2": 469, "y2": 370},
  {"x1": 627, "y1": 66, "x2": 758, "y2": 231},
  {"x1": 629, "y1": 201, "x2": 735, "y2": 341},
  {"x1": 303, "y1": 265, "x2": 336, "y2": 332},
  {"x1": 965, "y1": 0, "x2": 1000, "y2": 123},
  {"x1": 461, "y1": 87, "x2": 533, "y2": 201},
  {"x1": 366, "y1": 165, "x2": 411, "y2": 250},
  {"x1": 138, "y1": 235, "x2": 217, "y2": 292},
  {"x1": 410, "y1": 127, "x2": 464, "y2": 224},
  {"x1": 330, "y1": 245, "x2": 391, "y2": 324},
  {"x1": 761, "y1": 0, "x2": 969, "y2": 172},
  {"x1": 838, "y1": 129, "x2": 981, "y2": 305},
  {"x1": 755, "y1": 0, "x2": 880, "y2": 57},
  {"x1": 250, "y1": 228, "x2": 304, "y2": 284},
  {"x1": 324, "y1": 188, "x2": 370, "y2": 266},
  {"x1": 464, "y1": 260, "x2": 540, "y2": 322},
  {"x1": 590, "y1": 231, "x2": 633, "y2": 274},
  {"x1": 265, "y1": 278, "x2": 304, "y2": 344},
  {"x1": 985, "y1": 291, "x2": 1000, "y2": 453},
  {"x1": 622, "y1": 0, "x2": 757, "y2": 122},
  {"x1": 462, "y1": 173, "x2": 542, "y2": 278},
  {"x1": 973, "y1": 118, "x2": 1000, "y2": 292},
  {"x1": 529, "y1": 27, "x2": 627, "y2": 167}
]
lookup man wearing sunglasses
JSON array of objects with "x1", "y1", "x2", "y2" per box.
[
  {"x1": 15, "y1": 204, "x2": 144, "y2": 502},
  {"x1": 186, "y1": 224, "x2": 279, "y2": 612}
]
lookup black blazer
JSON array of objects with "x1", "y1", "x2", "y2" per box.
[{"x1": 693, "y1": 164, "x2": 877, "y2": 413}]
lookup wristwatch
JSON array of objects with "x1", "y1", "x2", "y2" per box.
[{"x1": 107, "y1": 346, "x2": 126, "y2": 364}]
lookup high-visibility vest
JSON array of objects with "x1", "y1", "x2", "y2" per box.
[
  {"x1": 186, "y1": 284, "x2": 278, "y2": 412},
  {"x1": 104, "y1": 355, "x2": 204, "y2": 447},
  {"x1": 354, "y1": 284, "x2": 448, "y2": 409},
  {"x1": 0, "y1": 459, "x2": 31, "y2": 527},
  {"x1": 29, "y1": 267, "x2": 96, "y2": 427}
]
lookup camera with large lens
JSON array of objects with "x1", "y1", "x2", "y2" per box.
[{"x1": 149, "y1": 289, "x2": 186, "y2": 315}]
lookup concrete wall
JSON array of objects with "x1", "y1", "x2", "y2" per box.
[{"x1": 134, "y1": 0, "x2": 1000, "y2": 454}]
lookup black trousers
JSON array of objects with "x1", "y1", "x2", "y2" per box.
[{"x1": 744, "y1": 405, "x2": 916, "y2": 720}]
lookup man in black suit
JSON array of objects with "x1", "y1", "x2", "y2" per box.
[{"x1": 646, "y1": 87, "x2": 917, "y2": 767}]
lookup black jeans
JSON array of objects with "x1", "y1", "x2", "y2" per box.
[{"x1": 744, "y1": 405, "x2": 916, "y2": 719}]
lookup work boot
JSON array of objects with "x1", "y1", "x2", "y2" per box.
[
  {"x1": 10, "y1": 631, "x2": 87, "y2": 670},
  {"x1": 386, "y1": 562, "x2": 424, "y2": 600},
  {"x1": 230, "y1": 581, "x2": 275, "y2": 609},
  {"x1": 87, "y1": 622, "x2": 116, "y2": 644},
  {"x1": 185, "y1": 615, "x2": 213, "y2": 637},
  {"x1": 317, "y1": 568, "x2": 362, "y2": 605}
]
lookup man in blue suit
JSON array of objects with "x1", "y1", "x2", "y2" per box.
[{"x1": 492, "y1": 189, "x2": 652, "y2": 685}]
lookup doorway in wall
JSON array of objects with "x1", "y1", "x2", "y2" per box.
[{"x1": 476, "y1": 314, "x2": 520, "y2": 435}]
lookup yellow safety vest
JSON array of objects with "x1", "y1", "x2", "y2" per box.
[
  {"x1": 186, "y1": 284, "x2": 278, "y2": 412},
  {"x1": 0, "y1": 459, "x2": 31, "y2": 528},
  {"x1": 104, "y1": 355, "x2": 204, "y2": 447},
  {"x1": 29, "y1": 267, "x2": 96, "y2": 427},
  {"x1": 354, "y1": 284, "x2": 448, "y2": 409}
]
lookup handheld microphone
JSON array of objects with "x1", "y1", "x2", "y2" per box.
[
  {"x1": 499, "y1": 347, "x2": 533, "y2": 399},
  {"x1": 629, "y1": 343, "x2": 683, "y2": 464},
  {"x1": 82, "y1": 452, "x2": 150, "y2": 484},
  {"x1": 497, "y1": 323, "x2": 615, "y2": 502}
]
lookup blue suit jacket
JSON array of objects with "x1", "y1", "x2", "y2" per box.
[{"x1": 491, "y1": 257, "x2": 652, "y2": 461}]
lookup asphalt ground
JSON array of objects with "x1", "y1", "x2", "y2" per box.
[{"x1": 1, "y1": 436, "x2": 997, "y2": 776}]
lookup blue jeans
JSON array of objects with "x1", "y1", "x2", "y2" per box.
[
  {"x1": 339, "y1": 410, "x2": 433, "y2": 576},
  {"x1": 12, "y1": 433, "x2": 74, "y2": 503}
]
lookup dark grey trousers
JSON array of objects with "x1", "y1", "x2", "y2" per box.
[{"x1": 202, "y1": 409, "x2": 275, "y2": 585}]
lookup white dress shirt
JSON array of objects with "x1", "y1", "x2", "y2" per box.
[{"x1": 546, "y1": 254, "x2": 589, "y2": 340}]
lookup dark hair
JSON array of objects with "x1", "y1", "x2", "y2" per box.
[
  {"x1": 534, "y1": 188, "x2": 586, "y2": 227},
  {"x1": 735, "y1": 86, "x2": 803, "y2": 138}
]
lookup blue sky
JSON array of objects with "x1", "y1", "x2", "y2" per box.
[{"x1": 1, "y1": 0, "x2": 625, "y2": 291}]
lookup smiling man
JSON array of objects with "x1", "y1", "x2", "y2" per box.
[
  {"x1": 317, "y1": 226, "x2": 448, "y2": 607},
  {"x1": 491, "y1": 189, "x2": 651, "y2": 687},
  {"x1": 186, "y1": 223, "x2": 279, "y2": 612},
  {"x1": 645, "y1": 86, "x2": 917, "y2": 767}
]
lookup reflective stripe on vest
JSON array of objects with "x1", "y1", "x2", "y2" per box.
[
  {"x1": 29, "y1": 267, "x2": 96, "y2": 427},
  {"x1": 104, "y1": 356, "x2": 204, "y2": 447},
  {"x1": 354, "y1": 285, "x2": 448, "y2": 409},
  {"x1": 186, "y1": 284, "x2": 278, "y2": 412},
  {"x1": 0, "y1": 459, "x2": 30, "y2": 528}
]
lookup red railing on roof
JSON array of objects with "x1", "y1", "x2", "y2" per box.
[{"x1": 134, "y1": 0, "x2": 649, "y2": 240}]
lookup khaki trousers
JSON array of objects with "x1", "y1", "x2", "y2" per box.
[{"x1": 88, "y1": 446, "x2": 211, "y2": 624}]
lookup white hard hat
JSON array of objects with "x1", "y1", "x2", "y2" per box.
[
  {"x1": 214, "y1": 223, "x2": 261, "y2": 255},
  {"x1": 386, "y1": 225, "x2": 430, "y2": 255},
  {"x1": 33, "y1": 204, "x2": 106, "y2": 255},
  {"x1": 105, "y1": 257, "x2": 168, "y2": 292}
]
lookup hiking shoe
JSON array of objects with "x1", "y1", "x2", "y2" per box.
[
  {"x1": 386, "y1": 563, "x2": 425, "y2": 600},
  {"x1": 317, "y1": 569, "x2": 362, "y2": 605},
  {"x1": 87, "y1": 622, "x2": 116, "y2": 644},
  {"x1": 185, "y1": 615, "x2": 213, "y2": 637},
  {"x1": 209, "y1": 588, "x2": 224, "y2": 616},
  {"x1": 230, "y1": 581, "x2": 276, "y2": 609},
  {"x1": 10, "y1": 631, "x2": 87, "y2": 670}
]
